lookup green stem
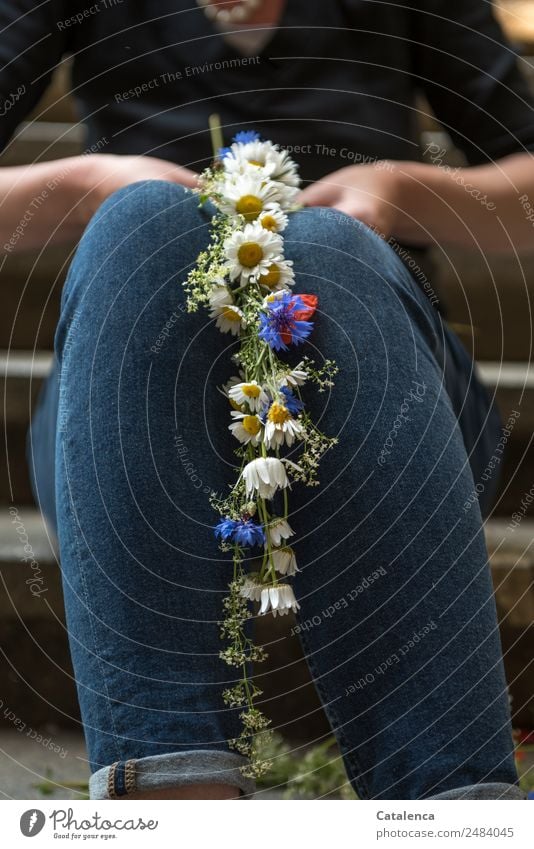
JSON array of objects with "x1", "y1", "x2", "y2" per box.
[
  {"x1": 258, "y1": 497, "x2": 277, "y2": 582},
  {"x1": 254, "y1": 344, "x2": 269, "y2": 381},
  {"x1": 208, "y1": 113, "x2": 224, "y2": 160}
]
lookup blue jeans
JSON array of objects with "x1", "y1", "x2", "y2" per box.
[{"x1": 26, "y1": 181, "x2": 524, "y2": 800}]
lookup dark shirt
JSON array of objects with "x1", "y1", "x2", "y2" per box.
[{"x1": 1, "y1": 0, "x2": 534, "y2": 184}]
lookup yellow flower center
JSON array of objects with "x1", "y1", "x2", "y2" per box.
[
  {"x1": 242, "y1": 416, "x2": 261, "y2": 435},
  {"x1": 222, "y1": 307, "x2": 241, "y2": 322},
  {"x1": 248, "y1": 159, "x2": 264, "y2": 167},
  {"x1": 261, "y1": 214, "x2": 278, "y2": 232},
  {"x1": 242, "y1": 384, "x2": 261, "y2": 398},
  {"x1": 235, "y1": 194, "x2": 263, "y2": 222},
  {"x1": 260, "y1": 263, "x2": 281, "y2": 288},
  {"x1": 229, "y1": 399, "x2": 244, "y2": 412},
  {"x1": 237, "y1": 242, "x2": 264, "y2": 268},
  {"x1": 268, "y1": 403, "x2": 290, "y2": 425}
]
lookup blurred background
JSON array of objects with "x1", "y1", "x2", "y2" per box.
[{"x1": 1, "y1": 0, "x2": 534, "y2": 799}]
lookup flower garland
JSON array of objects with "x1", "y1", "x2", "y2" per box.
[{"x1": 184, "y1": 130, "x2": 338, "y2": 778}]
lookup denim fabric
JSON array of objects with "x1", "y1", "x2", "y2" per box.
[{"x1": 26, "y1": 180, "x2": 522, "y2": 800}]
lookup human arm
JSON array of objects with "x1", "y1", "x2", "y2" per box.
[
  {"x1": 299, "y1": 152, "x2": 534, "y2": 254},
  {"x1": 0, "y1": 154, "x2": 199, "y2": 253}
]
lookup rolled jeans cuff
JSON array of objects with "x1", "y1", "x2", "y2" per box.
[
  {"x1": 427, "y1": 783, "x2": 526, "y2": 800},
  {"x1": 89, "y1": 750, "x2": 257, "y2": 799}
]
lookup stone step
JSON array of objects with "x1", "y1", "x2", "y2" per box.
[
  {"x1": 0, "y1": 729, "x2": 89, "y2": 800},
  {"x1": 1, "y1": 509, "x2": 533, "y2": 732},
  {"x1": 0, "y1": 246, "x2": 69, "y2": 352},
  {"x1": 2, "y1": 352, "x2": 54, "y2": 505},
  {"x1": 1, "y1": 351, "x2": 53, "y2": 428},
  {"x1": 435, "y1": 249, "x2": 534, "y2": 362},
  {"x1": 0, "y1": 508, "x2": 80, "y2": 729},
  {"x1": 25, "y1": 61, "x2": 77, "y2": 125},
  {"x1": 0, "y1": 121, "x2": 84, "y2": 167}
]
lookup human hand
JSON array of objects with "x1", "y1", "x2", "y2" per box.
[
  {"x1": 299, "y1": 161, "x2": 406, "y2": 240},
  {"x1": 77, "y1": 153, "x2": 199, "y2": 222}
]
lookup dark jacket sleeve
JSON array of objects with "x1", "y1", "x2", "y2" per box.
[
  {"x1": 409, "y1": 0, "x2": 534, "y2": 163},
  {"x1": 0, "y1": 0, "x2": 70, "y2": 152}
]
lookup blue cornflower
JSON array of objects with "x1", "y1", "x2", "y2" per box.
[
  {"x1": 218, "y1": 146, "x2": 232, "y2": 159},
  {"x1": 233, "y1": 130, "x2": 261, "y2": 144},
  {"x1": 258, "y1": 293, "x2": 314, "y2": 351},
  {"x1": 214, "y1": 517, "x2": 265, "y2": 548},
  {"x1": 280, "y1": 386, "x2": 305, "y2": 414}
]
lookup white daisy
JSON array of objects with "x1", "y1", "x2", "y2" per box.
[
  {"x1": 219, "y1": 173, "x2": 279, "y2": 223},
  {"x1": 271, "y1": 546, "x2": 299, "y2": 577},
  {"x1": 272, "y1": 181, "x2": 300, "y2": 210},
  {"x1": 223, "y1": 140, "x2": 280, "y2": 177},
  {"x1": 229, "y1": 411, "x2": 263, "y2": 445},
  {"x1": 228, "y1": 380, "x2": 268, "y2": 412},
  {"x1": 221, "y1": 374, "x2": 245, "y2": 411},
  {"x1": 264, "y1": 401, "x2": 305, "y2": 448},
  {"x1": 267, "y1": 517, "x2": 295, "y2": 547},
  {"x1": 222, "y1": 374, "x2": 243, "y2": 394},
  {"x1": 259, "y1": 584, "x2": 300, "y2": 617},
  {"x1": 224, "y1": 140, "x2": 300, "y2": 191},
  {"x1": 259, "y1": 203, "x2": 289, "y2": 233},
  {"x1": 210, "y1": 302, "x2": 245, "y2": 336},
  {"x1": 224, "y1": 223, "x2": 283, "y2": 283},
  {"x1": 262, "y1": 288, "x2": 293, "y2": 309},
  {"x1": 239, "y1": 575, "x2": 263, "y2": 603},
  {"x1": 241, "y1": 456, "x2": 289, "y2": 499},
  {"x1": 208, "y1": 282, "x2": 232, "y2": 309},
  {"x1": 278, "y1": 362, "x2": 308, "y2": 388},
  {"x1": 258, "y1": 258, "x2": 295, "y2": 291}
]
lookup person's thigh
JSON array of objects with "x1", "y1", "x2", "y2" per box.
[
  {"x1": 49, "y1": 180, "x2": 257, "y2": 797},
  {"x1": 281, "y1": 208, "x2": 518, "y2": 799}
]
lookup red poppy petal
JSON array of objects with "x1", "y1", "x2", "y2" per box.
[{"x1": 293, "y1": 293, "x2": 318, "y2": 320}]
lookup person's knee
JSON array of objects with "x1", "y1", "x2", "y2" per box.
[
  {"x1": 84, "y1": 179, "x2": 198, "y2": 243},
  {"x1": 286, "y1": 204, "x2": 387, "y2": 261},
  {"x1": 61, "y1": 180, "x2": 203, "y2": 310},
  {"x1": 286, "y1": 205, "x2": 437, "y2": 332}
]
